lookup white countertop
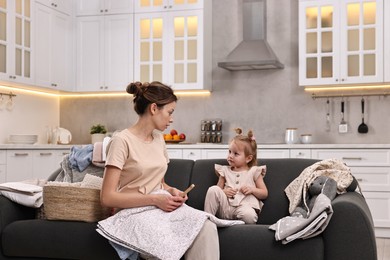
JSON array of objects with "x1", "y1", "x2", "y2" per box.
[{"x1": 1, "y1": 143, "x2": 390, "y2": 150}]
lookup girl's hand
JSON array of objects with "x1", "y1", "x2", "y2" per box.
[
  {"x1": 240, "y1": 186, "x2": 253, "y2": 195},
  {"x1": 223, "y1": 187, "x2": 237, "y2": 198},
  {"x1": 155, "y1": 194, "x2": 186, "y2": 212}
]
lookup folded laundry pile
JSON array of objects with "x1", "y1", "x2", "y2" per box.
[{"x1": 0, "y1": 180, "x2": 46, "y2": 208}]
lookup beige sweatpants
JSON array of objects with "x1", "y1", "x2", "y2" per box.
[
  {"x1": 185, "y1": 219, "x2": 219, "y2": 260},
  {"x1": 204, "y1": 185, "x2": 258, "y2": 224}
]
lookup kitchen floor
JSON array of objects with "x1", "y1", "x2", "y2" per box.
[{"x1": 377, "y1": 238, "x2": 390, "y2": 260}]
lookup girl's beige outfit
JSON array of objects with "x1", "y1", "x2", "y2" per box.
[
  {"x1": 204, "y1": 164, "x2": 266, "y2": 224},
  {"x1": 105, "y1": 129, "x2": 219, "y2": 260}
]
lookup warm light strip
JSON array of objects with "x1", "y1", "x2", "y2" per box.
[
  {"x1": 305, "y1": 85, "x2": 390, "y2": 92},
  {"x1": 0, "y1": 85, "x2": 211, "y2": 98},
  {"x1": 0, "y1": 85, "x2": 58, "y2": 97}
]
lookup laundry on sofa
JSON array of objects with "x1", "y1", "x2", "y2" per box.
[{"x1": 0, "y1": 180, "x2": 46, "y2": 208}]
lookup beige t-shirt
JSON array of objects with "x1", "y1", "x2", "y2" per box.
[
  {"x1": 215, "y1": 164, "x2": 267, "y2": 209},
  {"x1": 105, "y1": 129, "x2": 169, "y2": 195}
]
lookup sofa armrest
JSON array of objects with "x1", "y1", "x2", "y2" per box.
[
  {"x1": 323, "y1": 192, "x2": 377, "y2": 260},
  {"x1": 0, "y1": 196, "x2": 35, "y2": 234}
]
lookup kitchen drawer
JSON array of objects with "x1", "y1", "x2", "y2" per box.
[
  {"x1": 182, "y1": 149, "x2": 201, "y2": 160},
  {"x1": 258, "y1": 149, "x2": 290, "y2": 159},
  {"x1": 351, "y1": 167, "x2": 390, "y2": 192},
  {"x1": 364, "y1": 192, "x2": 390, "y2": 228},
  {"x1": 0, "y1": 150, "x2": 5, "y2": 164},
  {"x1": 167, "y1": 149, "x2": 183, "y2": 159},
  {"x1": 0, "y1": 165, "x2": 5, "y2": 183},
  {"x1": 201, "y1": 149, "x2": 227, "y2": 159},
  {"x1": 311, "y1": 149, "x2": 390, "y2": 166},
  {"x1": 290, "y1": 149, "x2": 311, "y2": 159}
]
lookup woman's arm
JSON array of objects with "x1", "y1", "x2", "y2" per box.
[{"x1": 100, "y1": 165, "x2": 186, "y2": 212}]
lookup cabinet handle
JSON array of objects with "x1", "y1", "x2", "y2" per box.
[
  {"x1": 342, "y1": 157, "x2": 362, "y2": 160},
  {"x1": 356, "y1": 178, "x2": 363, "y2": 182},
  {"x1": 40, "y1": 152, "x2": 53, "y2": 156},
  {"x1": 14, "y1": 153, "x2": 29, "y2": 156},
  {"x1": 105, "y1": 9, "x2": 108, "y2": 12},
  {"x1": 62, "y1": 152, "x2": 70, "y2": 155},
  {"x1": 100, "y1": 9, "x2": 104, "y2": 12}
]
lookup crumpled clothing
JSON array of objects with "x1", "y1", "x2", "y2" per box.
[
  {"x1": 69, "y1": 145, "x2": 94, "y2": 172},
  {"x1": 284, "y1": 158, "x2": 353, "y2": 214},
  {"x1": 97, "y1": 190, "x2": 244, "y2": 260},
  {"x1": 269, "y1": 194, "x2": 333, "y2": 244}
]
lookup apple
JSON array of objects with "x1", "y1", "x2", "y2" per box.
[
  {"x1": 179, "y1": 133, "x2": 186, "y2": 140},
  {"x1": 170, "y1": 129, "x2": 178, "y2": 136}
]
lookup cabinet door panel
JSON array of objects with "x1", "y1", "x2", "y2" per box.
[
  {"x1": 167, "y1": 149, "x2": 183, "y2": 159},
  {"x1": 104, "y1": 14, "x2": 134, "y2": 91},
  {"x1": 76, "y1": 16, "x2": 105, "y2": 91},
  {"x1": 6, "y1": 150, "x2": 33, "y2": 182},
  {"x1": 352, "y1": 166, "x2": 390, "y2": 192},
  {"x1": 311, "y1": 149, "x2": 390, "y2": 166},
  {"x1": 364, "y1": 192, "x2": 390, "y2": 228},
  {"x1": 258, "y1": 149, "x2": 290, "y2": 159}
]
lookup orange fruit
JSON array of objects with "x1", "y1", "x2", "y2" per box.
[
  {"x1": 164, "y1": 134, "x2": 173, "y2": 140},
  {"x1": 173, "y1": 134, "x2": 180, "y2": 140}
]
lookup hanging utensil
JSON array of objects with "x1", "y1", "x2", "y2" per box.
[
  {"x1": 325, "y1": 98, "x2": 331, "y2": 132},
  {"x1": 358, "y1": 97, "x2": 368, "y2": 134},
  {"x1": 338, "y1": 100, "x2": 348, "y2": 133}
]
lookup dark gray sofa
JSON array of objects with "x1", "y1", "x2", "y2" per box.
[{"x1": 0, "y1": 158, "x2": 377, "y2": 260}]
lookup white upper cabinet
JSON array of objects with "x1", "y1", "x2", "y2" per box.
[
  {"x1": 0, "y1": 0, "x2": 33, "y2": 85},
  {"x1": 35, "y1": 0, "x2": 73, "y2": 15},
  {"x1": 76, "y1": 0, "x2": 133, "y2": 16},
  {"x1": 134, "y1": 0, "x2": 203, "y2": 13},
  {"x1": 76, "y1": 14, "x2": 134, "y2": 92},
  {"x1": 35, "y1": 2, "x2": 73, "y2": 91},
  {"x1": 299, "y1": 0, "x2": 383, "y2": 86},
  {"x1": 385, "y1": 0, "x2": 390, "y2": 82},
  {"x1": 134, "y1": 1, "x2": 211, "y2": 90}
]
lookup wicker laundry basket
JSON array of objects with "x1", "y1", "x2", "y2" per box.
[{"x1": 43, "y1": 185, "x2": 111, "y2": 222}]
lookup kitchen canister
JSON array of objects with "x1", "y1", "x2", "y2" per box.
[
  {"x1": 285, "y1": 128, "x2": 298, "y2": 144},
  {"x1": 300, "y1": 134, "x2": 312, "y2": 144}
]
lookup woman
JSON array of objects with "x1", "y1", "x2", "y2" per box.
[{"x1": 100, "y1": 81, "x2": 219, "y2": 260}]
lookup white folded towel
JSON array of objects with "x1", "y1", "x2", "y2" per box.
[
  {"x1": 0, "y1": 182, "x2": 42, "y2": 195},
  {"x1": 0, "y1": 190, "x2": 43, "y2": 208}
]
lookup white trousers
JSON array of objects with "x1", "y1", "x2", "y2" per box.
[
  {"x1": 185, "y1": 219, "x2": 219, "y2": 260},
  {"x1": 204, "y1": 185, "x2": 258, "y2": 224}
]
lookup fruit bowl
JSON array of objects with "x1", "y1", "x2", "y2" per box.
[{"x1": 165, "y1": 139, "x2": 185, "y2": 144}]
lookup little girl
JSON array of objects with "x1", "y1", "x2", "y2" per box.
[{"x1": 204, "y1": 128, "x2": 268, "y2": 224}]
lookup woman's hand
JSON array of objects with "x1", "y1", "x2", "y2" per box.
[{"x1": 155, "y1": 193, "x2": 187, "y2": 212}]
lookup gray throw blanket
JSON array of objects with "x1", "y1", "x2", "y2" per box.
[
  {"x1": 269, "y1": 193, "x2": 333, "y2": 244},
  {"x1": 97, "y1": 190, "x2": 244, "y2": 260}
]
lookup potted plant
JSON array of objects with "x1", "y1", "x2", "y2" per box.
[{"x1": 90, "y1": 124, "x2": 107, "y2": 144}]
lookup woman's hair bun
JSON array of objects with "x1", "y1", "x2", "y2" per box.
[{"x1": 126, "y1": 82, "x2": 143, "y2": 96}]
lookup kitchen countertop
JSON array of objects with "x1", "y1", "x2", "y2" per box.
[{"x1": 2, "y1": 143, "x2": 390, "y2": 150}]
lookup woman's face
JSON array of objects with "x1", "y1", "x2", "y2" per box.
[{"x1": 153, "y1": 101, "x2": 176, "y2": 131}]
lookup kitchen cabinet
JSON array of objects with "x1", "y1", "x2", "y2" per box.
[
  {"x1": 5, "y1": 149, "x2": 69, "y2": 182},
  {"x1": 0, "y1": 151, "x2": 6, "y2": 183},
  {"x1": 76, "y1": 14, "x2": 134, "y2": 92},
  {"x1": 35, "y1": 0, "x2": 73, "y2": 15},
  {"x1": 312, "y1": 148, "x2": 390, "y2": 237},
  {"x1": 6, "y1": 150, "x2": 33, "y2": 182},
  {"x1": 76, "y1": 0, "x2": 133, "y2": 16},
  {"x1": 385, "y1": 0, "x2": 390, "y2": 82},
  {"x1": 134, "y1": 2, "x2": 211, "y2": 90},
  {"x1": 299, "y1": 0, "x2": 383, "y2": 86},
  {"x1": 290, "y1": 149, "x2": 312, "y2": 159},
  {"x1": 134, "y1": 0, "x2": 203, "y2": 13},
  {"x1": 0, "y1": 0, "x2": 33, "y2": 85},
  {"x1": 35, "y1": 2, "x2": 73, "y2": 91}
]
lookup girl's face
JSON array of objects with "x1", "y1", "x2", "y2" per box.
[
  {"x1": 227, "y1": 140, "x2": 252, "y2": 170},
  {"x1": 152, "y1": 101, "x2": 176, "y2": 131}
]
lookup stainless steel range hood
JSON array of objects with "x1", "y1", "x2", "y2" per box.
[{"x1": 218, "y1": 0, "x2": 284, "y2": 71}]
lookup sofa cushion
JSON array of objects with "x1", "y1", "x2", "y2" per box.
[
  {"x1": 165, "y1": 159, "x2": 194, "y2": 192},
  {"x1": 258, "y1": 159, "x2": 319, "y2": 224},
  {"x1": 188, "y1": 158, "x2": 319, "y2": 225},
  {"x1": 218, "y1": 224, "x2": 324, "y2": 260},
  {"x1": 2, "y1": 219, "x2": 117, "y2": 259}
]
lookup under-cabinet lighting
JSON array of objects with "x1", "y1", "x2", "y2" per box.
[
  {"x1": 305, "y1": 85, "x2": 390, "y2": 92},
  {"x1": 0, "y1": 85, "x2": 211, "y2": 98}
]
